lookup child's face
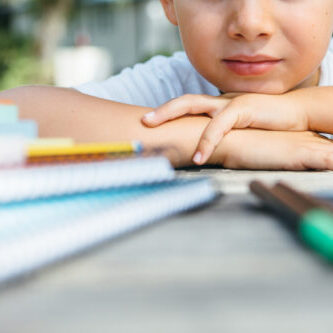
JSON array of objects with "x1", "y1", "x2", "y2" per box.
[{"x1": 160, "y1": 0, "x2": 333, "y2": 94}]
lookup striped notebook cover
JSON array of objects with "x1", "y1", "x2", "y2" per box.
[
  {"x1": 0, "y1": 156, "x2": 175, "y2": 203},
  {"x1": 0, "y1": 178, "x2": 218, "y2": 284}
]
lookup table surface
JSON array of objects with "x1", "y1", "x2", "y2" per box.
[{"x1": 1, "y1": 168, "x2": 333, "y2": 333}]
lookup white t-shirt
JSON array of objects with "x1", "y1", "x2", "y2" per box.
[
  {"x1": 75, "y1": 39, "x2": 333, "y2": 108},
  {"x1": 74, "y1": 52, "x2": 218, "y2": 107}
]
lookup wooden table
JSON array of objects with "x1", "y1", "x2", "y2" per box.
[{"x1": 1, "y1": 169, "x2": 333, "y2": 333}]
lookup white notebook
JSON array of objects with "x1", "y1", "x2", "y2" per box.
[
  {"x1": 0, "y1": 156, "x2": 175, "y2": 203},
  {"x1": 0, "y1": 178, "x2": 218, "y2": 284}
]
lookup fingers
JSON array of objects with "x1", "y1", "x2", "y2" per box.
[
  {"x1": 141, "y1": 94, "x2": 230, "y2": 127},
  {"x1": 298, "y1": 144, "x2": 333, "y2": 170},
  {"x1": 192, "y1": 110, "x2": 239, "y2": 165}
]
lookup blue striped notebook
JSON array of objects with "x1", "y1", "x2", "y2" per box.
[
  {"x1": 0, "y1": 177, "x2": 217, "y2": 284},
  {"x1": 0, "y1": 156, "x2": 175, "y2": 203}
]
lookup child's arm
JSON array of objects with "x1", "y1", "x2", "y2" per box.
[
  {"x1": 1, "y1": 85, "x2": 333, "y2": 170},
  {"x1": 219, "y1": 129, "x2": 333, "y2": 170},
  {"x1": 142, "y1": 86, "x2": 333, "y2": 164},
  {"x1": 0, "y1": 85, "x2": 210, "y2": 167}
]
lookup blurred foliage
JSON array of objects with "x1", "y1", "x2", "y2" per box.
[
  {"x1": 0, "y1": 29, "x2": 47, "y2": 91},
  {"x1": 0, "y1": 0, "x2": 72, "y2": 90},
  {"x1": 26, "y1": 0, "x2": 75, "y2": 18}
]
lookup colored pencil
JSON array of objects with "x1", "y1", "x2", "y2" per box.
[{"x1": 27, "y1": 141, "x2": 143, "y2": 157}]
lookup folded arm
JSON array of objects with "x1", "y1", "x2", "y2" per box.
[
  {"x1": 0, "y1": 86, "x2": 213, "y2": 167},
  {"x1": 1, "y1": 85, "x2": 333, "y2": 170},
  {"x1": 287, "y1": 86, "x2": 333, "y2": 134}
]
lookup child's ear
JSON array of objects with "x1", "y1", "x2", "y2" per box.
[{"x1": 160, "y1": 0, "x2": 178, "y2": 26}]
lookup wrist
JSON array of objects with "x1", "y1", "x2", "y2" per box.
[
  {"x1": 285, "y1": 88, "x2": 313, "y2": 131},
  {"x1": 207, "y1": 129, "x2": 244, "y2": 167}
]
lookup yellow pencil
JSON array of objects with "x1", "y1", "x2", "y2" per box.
[{"x1": 27, "y1": 141, "x2": 142, "y2": 157}]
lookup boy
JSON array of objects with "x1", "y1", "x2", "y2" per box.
[{"x1": 1, "y1": 0, "x2": 333, "y2": 170}]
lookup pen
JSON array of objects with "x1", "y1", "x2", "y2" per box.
[{"x1": 250, "y1": 180, "x2": 333, "y2": 261}]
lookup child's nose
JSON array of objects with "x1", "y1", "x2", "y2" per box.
[{"x1": 227, "y1": 0, "x2": 275, "y2": 42}]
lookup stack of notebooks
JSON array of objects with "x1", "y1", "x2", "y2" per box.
[{"x1": 0, "y1": 100, "x2": 218, "y2": 284}]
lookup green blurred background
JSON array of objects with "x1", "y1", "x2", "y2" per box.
[{"x1": 0, "y1": 0, "x2": 182, "y2": 90}]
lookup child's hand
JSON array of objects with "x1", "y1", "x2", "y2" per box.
[
  {"x1": 216, "y1": 129, "x2": 333, "y2": 170},
  {"x1": 141, "y1": 93, "x2": 308, "y2": 165}
]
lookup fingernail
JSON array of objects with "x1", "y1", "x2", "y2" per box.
[
  {"x1": 143, "y1": 111, "x2": 156, "y2": 122},
  {"x1": 193, "y1": 151, "x2": 202, "y2": 164}
]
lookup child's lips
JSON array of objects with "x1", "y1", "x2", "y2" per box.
[{"x1": 223, "y1": 55, "x2": 282, "y2": 76}]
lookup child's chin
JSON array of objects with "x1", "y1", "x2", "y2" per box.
[{"x1": 220, "y1": 83, "x2": 289, "y2": 95}]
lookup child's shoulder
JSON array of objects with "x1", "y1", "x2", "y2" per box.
[
  {"x1": 134, "y1": 51, "x2": 219, "y2": 97},
  {"x1": 74, "y1": 52, "x2": 219, "y2": 107},
  {"x1": 146, "y1": 51, "x2": 190, "y2": 68},
  {"x1": 133, "y1": 51, "x2": 199, "y2": 83}
]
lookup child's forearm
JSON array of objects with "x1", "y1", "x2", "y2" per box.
[
  {"x1": 0, "y1": 86, "x2": 217, "y2": 167},
  {"x1": 2, "y1": 86, "x2": 333, "y2": 170},
  {"x1": 1, "y1": 86, "x2": 153, "y2": 141},
  {"x1": 287, "y1": 86, "x2": 333, "y2": 134}
]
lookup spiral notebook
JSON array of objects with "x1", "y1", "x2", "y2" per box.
[
  {"x1": 0, "y1": 156, "x2": 175, "y2": 203},
  {"x1": 0, "y1": 101, "x2": 219, "y2": 283},
  {"x1": 0, "y1": 177, "x2": 217, "y2": 284}
]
